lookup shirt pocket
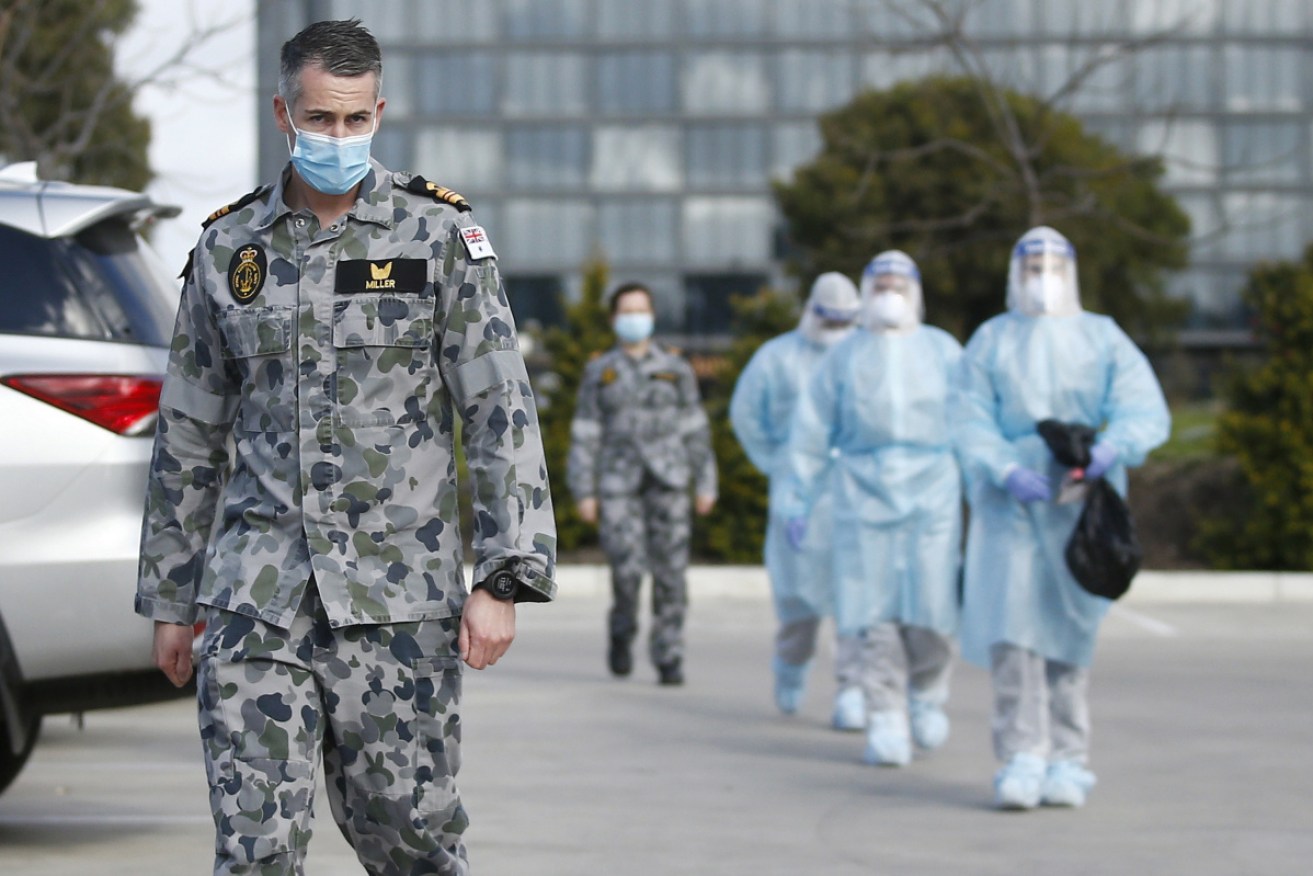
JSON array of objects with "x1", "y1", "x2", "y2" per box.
[
  {"x1": 217, "y1": 305, "x2": 295, "y2": 434},
  {"x1": 332, "y1": 294, "x2": 436, "y2": 429}
]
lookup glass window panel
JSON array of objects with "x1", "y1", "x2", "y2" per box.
[
  {"x1": 503, "y1": 275, "x2": 565, "y2": 332},
  {"x1": 1219, "y1": 192, "x2": 1305, "y2": 261},
  {"x1": 683, "y1": 52, "x2": 770, "y2": 115},
  {"x1": 414, "y1": 127, "x2": 501, "y2": 189},
  {"x1": 860, "y1": 49, "x2": 951, "y2": 90},
  {"x1": 1043, "y1": 0, "x2": 1129, "y2": 35},
  {"x1": 502, "y1": 0, "x2": 590, "y2": 40},
  {"x1": 598, "y1": 199, "x2": 678, "y2": 263},
  {"x1": 684, "y1": 0, "x2": 768, "y2": 37},
  {"x1": 684, "y1": 273, "x2": 769, "y2": 335},
  {"x1": 381, "y1": 55, "x2": 412, "y2": 117},
  {"x1": 1173, "y1": 193, "x2": 1224, "y2": 259},
  {"x1": 1132, "y1": 0, "x2": 1220, "y2": 34},
  {"x1": 597, "y1": 52, "x2": 677, "y2": 114},
  {"x1": 336, "y1": 0, "x2": 413, "y2": 41},
  {"x1": 979, "y1": 48, "x2": 1041, "y2": 95},
  {"x1": 969, "y1": 0, "x2": 1036, "y2": 37},
  {"x1": 1222, "y1": 122, "x2": 1304, "y2": 184},
  {"x1": 371, "y1": 126, "x2": 410, "y2": 173},
  {"x1": 416, "y1": 54, "x2": 497, "y2": 116},
  {"x1": 504, "y1": 53, "x2": 587, "y2": 115},
  {"x1": 1224, "y1": 46, "x2": 1302, "y2": 112},
  {"x1": 772, "y1": 123, "x2": 823, "y2": 179},
  {"x1": 1061, "y1": 47, "x2": 1128, "y2": 113},
  {"x1": 598, "y1": 0, "x2": 676, "y2": 37},
  {"x1": 1130, "y1": 45, "x2": 1214, "y2": 113},
  {"x1": 686, "y1": 124, "x2": 768, "y2": 189},
  {"x1": 1223, "y1": 0, "x2": 1309, "y2": 33},
  {"x1": 682, "y1": 197, "x2": 774, "y2": 265},
  {"x1": 1082, "y1": 118, "x2": 1138, "y2": 154},
  {"x1": 506, "y1": 126, "x2": 589, "y2": 189},
  {"x1": 853, "y1": 0, "x2": 938, "y2": 39},
  {"x1": 774, "y1": 0, "x2": 851, "y2": 37},
  {"x1": 415, "y1": 3, "x2": 498, "y2": 41},
  {"x1": 776, "y1": 51, "x2": 854, "y2": 113},
  {"x1": 1136, "y1": 120, "x2": 1219, "y2": 186},
  {"x1": 591, "y1": 126, "x2": 682, "y2": 191},
  {"x1": 503, "y1": 200, "x2": 593, "y2": 266}
]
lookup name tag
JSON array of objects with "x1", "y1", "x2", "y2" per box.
[{"x1": 335, "y1": 258, "x2": 428, "y2": 293}]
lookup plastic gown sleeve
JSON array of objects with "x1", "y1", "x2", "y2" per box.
[
  {"x1": 1091, "y1": 324, "x2": 1171, "y2": 467},
  {"x1": 782, "y1": 355, "x2": 841, "y2": 520},
  {"x1": 678, "y1": 362, "x2": 718, "y2": 499},
  {"x1": 135, "y1": 250, "x2": 236, "y2": 625},
  {"x1": 438, "y1": 220, "x2": 556, "y2": 601},
  {"x1": 950, "y1": 332, "x2": 1027, "y2": 488},
  {"x1": 566, "y1": 359, "x2": 603, "y2": 500},
  {"x1": 728, "y1": 347, "x2": 782, "y2": 476}
]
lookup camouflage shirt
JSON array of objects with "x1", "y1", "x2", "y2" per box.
[
  {"x1": 136, "y1": 161, "x2": 556, "y2": 629},
  {"x1": 567, "y1": 344, "x2": 717, "y2": 499}
]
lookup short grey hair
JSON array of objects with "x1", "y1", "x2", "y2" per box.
[{"x1": 278, "y1": 19, "x2": 382, "y2": 110}]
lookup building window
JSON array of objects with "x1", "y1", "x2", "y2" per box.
[
  {"x1": 598, "y1": 199, "x2": 678, "y2": 264},
  {"x1": 372, "y1": 126, "x2": 411, "y2": 173},
  {"x1": 414, "y1": 127, "x2": 501, "y2": 189},
  {"x1": 1222, "y1": 0, "x2": 1310, "y2": 34},
  {"x1": 504, "y1": 53, "x2": 588, "y2": 116},
  {"x1": 1222, "y1": 121, "x2": 1305, "y2": 184},
  {"x1": 682, "y1": 197, "x2": 774, "y2": 266},
  {"x1": 597, "y1": 0, "x2": 676, "y2": 37},
  {"x1": 1132, "y1": 45, "x2": 1216, "y2": 113},
  {"x1": 597, "y1": 52, "x2": 677, "y2": 115},
  {"x1": 416, "y1": 54, "x2": 497, "y2": 117},
  {"x1": 772, "y1": 123, "x2": 823, "y2": 180},
  {"x1": 503, "y1": 275, "x2": 565, "y2": 330},
  {"x1": 1137, "y1": 120, "x2": 1219, "y2": 187},
  {"x1": 503, "y1": 0, "x2": 590, "y2": 40},
  {"x1": 503, "y1": 199, "x2": 594, "y2": 267},
  {"x1": 683, "y1": 0, "x2": 768, "y2": 37},
  {"x1": 683, "y1": 273, "x2": 769, "y2": 336},
  {"x1": 686, "y1": 124, "x2": 768, "y2": 189},
  {"x1": 683, "y1": 52, "x2": 770, "y2": 115},
  {"x1": 776, "y1": 50, "x2": 855, "y2": 113},
  {"x1": 591, "y1": 126, "x2": 682, "y2": 191},
  {"x1": 1224, "y1": 45, "x2": 1302, "y2": 112},
  {"x1": 775, "y1": 0, "x2": 852, "y2": 37},
  {"x1": 506, "y1": 126, "x2": 589, "y2": 189}
]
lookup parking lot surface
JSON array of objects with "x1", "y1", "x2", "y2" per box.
[{"x1": 2, "y1": 588, "x2": 1310, "y2": 875}]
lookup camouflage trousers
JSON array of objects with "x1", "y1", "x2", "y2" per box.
[
  {"x1": 599, "y1": 476, "x2": 691, "y2": 667},
  {"x1": 196, "y1": 582, "x2": 467, "y2": 875}
]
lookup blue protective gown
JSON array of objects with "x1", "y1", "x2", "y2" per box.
[
  {"x1": 785, "y1": 326, "x2": 963, "y2": 637},
  {"x1": 952, "y1": 311, "x2": 1170, "y2": 668},
  {"x1": 730, "y1": 330, "x2": 840, "y2": 624}
]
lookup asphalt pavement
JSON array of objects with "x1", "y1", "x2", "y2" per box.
[{"x1": 1, "y1": 579, "x2": 1311, "y2": 875}]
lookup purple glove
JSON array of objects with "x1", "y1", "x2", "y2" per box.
[
  {"x1": 1004, "y1": 468, "x2": 1051, "y2": 503},
  {"x1": 1084, "y1": 442, "x2": 1118, "y2": 480},
  {"x1": 785, "y1": 517, "x2": 808, "y2": 551}
]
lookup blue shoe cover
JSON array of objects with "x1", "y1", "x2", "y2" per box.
[
  {"x1": 909, "y1": 698, "x2": 949, "y2": 750},
  {"x1": 772, "y1": 658, "x2": 808, "y2": 715},
  {"x1": 862, "y1": 711, "x2": 912, "y2": 767},
  {"x1": 1040, "y1": 761, "x2": 1096, "y2": 808},
  {"x1": 994, "y1": 753, "x2": 1045, "y2": 810},
  {"x1": 831, "y1": 686, "x2": 866, "y2": 731}
]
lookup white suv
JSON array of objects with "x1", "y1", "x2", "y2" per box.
[{"x1": 0, "y1": 162, "x2": 187, "y2": 792}]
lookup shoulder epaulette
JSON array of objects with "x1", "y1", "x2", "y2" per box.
[
  {"x1": 405, "y1": 175, "x2": 472, "y2": 212},
  {"x1": 202, "y1": 185, "x2": 271, "y2": 230}
]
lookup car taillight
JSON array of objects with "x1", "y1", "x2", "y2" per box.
[{"x1": 1, "y1": 374, "x2": 163, "y2": 436}]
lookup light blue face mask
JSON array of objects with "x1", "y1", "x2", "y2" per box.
[
  {"x1": 285, "y1": 109, "x2": 376, "y2": 195},
  {"x1": 613, "y1": 312, "x2": 654, "y2": 344}
]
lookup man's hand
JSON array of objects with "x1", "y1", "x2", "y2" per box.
[
  {"x1": 152, "y1": 621, "x2": 195, "y2": 688},
  {"x1": 695, "y1": 494, "x2": 716, "y2": 516},
  {"x1": 459, "y1": 587, "x2": 516, "y2": 670},
  {"x1": 576, "y1": 497, "x2": 598, "y2": 525}
]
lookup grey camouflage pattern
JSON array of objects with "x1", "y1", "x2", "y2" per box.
[
  {"x1": 136, "y1": 160, "x2": 557, "y2": 631},
  {"x1": 566, "y1": 344, "x2": 716, "y2": 501},
  {"x1": 198, "y1": 585, "x2": 467, "y2": 875},
  {"x1": 599, "y1": 479, "x2": 692, "y2": 667}
]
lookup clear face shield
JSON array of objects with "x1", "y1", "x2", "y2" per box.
[
  {"x1": 1008, "y1": 231, "x2": 1080, "y2": 316},
  {"x1": 800, "y1": 272, "x2": 860, "y2": 346},
  {"x1": 860, "y1": 251, "x2": 923, "y2": 331}
]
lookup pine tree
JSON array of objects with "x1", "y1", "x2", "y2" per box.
[{"x1": 539, "y1": 258, "x2": 612, "y2": 552}]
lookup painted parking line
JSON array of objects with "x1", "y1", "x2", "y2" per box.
[{"x1": 1109, "y1": 603, "x2": 1180, "y2": 637}]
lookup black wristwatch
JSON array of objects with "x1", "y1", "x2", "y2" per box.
[{"x1": 477, "y1": 569, "x2": 519, "y2": 602}]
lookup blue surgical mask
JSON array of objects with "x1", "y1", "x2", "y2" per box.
[
  {"x1": 285, "y1": 109, "x2": 376, "y2": 195},
  {"x1": 613, "y1": 312, "x2": 654, "y2": 344}
]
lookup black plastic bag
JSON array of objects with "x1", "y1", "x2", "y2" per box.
[{"x1": 1037, "y1": 419, "x2": 1142, "y2": 600}]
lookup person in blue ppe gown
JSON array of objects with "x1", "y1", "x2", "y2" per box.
[
  {"x1": 730, "y1": 273, "x2": 866, "y2": 727},
  {"x1": 784, "y1": 251, "x2": 963, "y2": 767},
  {"x1": 951, "y1": 226, "x2": 1170, "y2": 810}
]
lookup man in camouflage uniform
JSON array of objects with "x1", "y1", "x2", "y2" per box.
[
  {"x1": 136, "y1": 20, "x2": 555, "y2": 876},
  {"x1": 568, "y1": 282, "x2": 717, "y2": 685}
]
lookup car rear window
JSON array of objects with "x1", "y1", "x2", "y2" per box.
[{"x1": 0, "y1": 218, "x2": 178, "y2": 347}]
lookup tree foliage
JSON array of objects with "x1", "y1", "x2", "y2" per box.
[
  {"x1": 774, "y1": 75, "x2": 1191, "y2": 341},
  {"x1": 0, "y1": 0, "x2": 152, "y2": 188},
  {"x1": 1201, "y1": 248, "x2": 1313, "y2": 569},
  {"x1": 538, "y1": 258, "x2": 612, "y2": 552},
  {"x1": 693, "y1": 287, "x2": 799, "y2": 563}
]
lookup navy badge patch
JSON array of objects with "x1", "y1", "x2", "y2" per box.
[{"x1": 228, "y1": 243, "x2": 267, "y2": 303}]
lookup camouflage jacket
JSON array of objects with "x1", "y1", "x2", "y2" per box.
[
  {"x1": 136, "y1": 161, "x2": 556, "y2": 629},
  {"x1": 567, "y1": 344, "x2": 717, "y2": 499}
]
